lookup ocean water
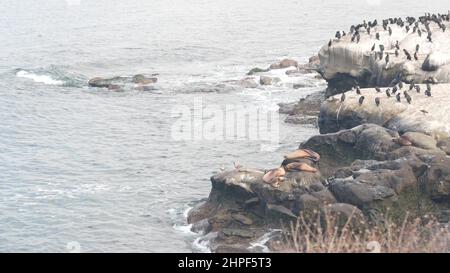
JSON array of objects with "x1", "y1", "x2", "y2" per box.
[{"x1": 1, "y1": 0, "x2": 449, "y2": 252}]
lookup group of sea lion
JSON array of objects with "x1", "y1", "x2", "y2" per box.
[{"x1": 262, "y1": 149, "x2": 320, "y2": 188}]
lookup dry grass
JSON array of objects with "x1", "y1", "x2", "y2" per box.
[{"x1": 281, "y1": 209, "x2": 450, "y2": 253}]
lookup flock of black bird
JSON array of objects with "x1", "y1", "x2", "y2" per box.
[
  {"x1": 331, "y1": 13, "x2": 449, "y2": 108},
  {"x1": 328, "y1": 13, "x2": 449, "y2": 64},
  {"x1": 339, "y1": 81, "x2": 434, "y2": 107}
]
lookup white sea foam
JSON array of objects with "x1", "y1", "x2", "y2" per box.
[
  {"x1": 192, "y1": 232, "x2": 216, "y2": 253},
  {"x1": 16, "y1": 70, "x2": 64, "y2": 85},
  {"x1": 248, "y1": 229, "x2": 282, "y2": 253}
]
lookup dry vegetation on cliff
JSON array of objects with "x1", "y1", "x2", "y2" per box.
[{"x1": 281, "y1": 209, "x2": 450, "y2": 253}]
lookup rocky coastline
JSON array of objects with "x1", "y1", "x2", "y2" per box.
[{"x1": 188, "y1": 12, "x2": 450, "y2": 253}]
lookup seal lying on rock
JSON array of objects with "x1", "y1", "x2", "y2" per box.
[
  {"x1": 262, "y1": 148, "x2": 322, "y2": 188},
  {"x1": 284, "y1": 149, "x2": 321, "y2": 162},
  {"x1": 285, "y1": 162, "x2": 318, "y2": 173},
  {"x1": 262, "y1": 167, "x2": 286, "y2": 188}
]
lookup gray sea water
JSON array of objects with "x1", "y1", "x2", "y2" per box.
[{"x1": 1, "y1": 0, "x2": 449, "y2": 252}]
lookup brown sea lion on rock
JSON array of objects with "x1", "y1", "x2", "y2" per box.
[
  {"x1": 262, "y1": 167, "x2": 286, "y2": 188},
  {"x1": 284, "y1": 149, "x2": 320, "y2": 162},
  {"x1": 393, "y1": 135, "x2": 413, "y2": 146},
  {"x1": 285, "y1": 162, "x2": 318, "y2": 173}
]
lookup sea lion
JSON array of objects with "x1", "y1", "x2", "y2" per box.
[
  {"x1": 285, "y1": 162, "x2": 318, "y2": 173},
  {"x1": 284, "y1": 149, "x2": 320, "y2": 162},
  {"x1": 262, "y1": 167, "x2": 286, "y2": 185},
  {"x1": 393, "y1": 136, "x2": 413, "y2": 146}
]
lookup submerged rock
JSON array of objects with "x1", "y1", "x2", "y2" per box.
[
  {"x1": 259, "y1": 75, "x2": 281, "y2": 86},
  {"x1": 269, "y1": 59, "x2": 299, "y2": 70},
  {"x1": 88, "y1": 74, "x2": 158, "y2": 91}
]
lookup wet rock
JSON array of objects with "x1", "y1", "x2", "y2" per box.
[
  {"x1": 260, "y1": 76, "x2": 281, "y2": 85},
  {"x1": 132, "y1": 74, "x2": 158, "y2": 84},
  {"x1": 238, "y1": 77, "x2": 259, "y2": 88},
  {"x1": 215, "y1": 245, "x2": 251, "y2": 253},
  {"x1": 279, "y1": 91, "x2": 325, "y2": 116},
  {"x1": 88, "y1": 77, "x2": 116, "y2": 88},
  {"x1": 190, "y1": 219, "x2": 211, "y2": 234},
  {"x1": 88, "y1": 74, "x2": 158, "y2": 91},
  {"x1": 269, "y1": 59, "x2": 298, "y2": 70},
  {"x1": 284, "y1": 115, "x2": 318, "y2": 125},
  {"x1": 247, "y1": 67, "x2": 270, "y2": 75}
]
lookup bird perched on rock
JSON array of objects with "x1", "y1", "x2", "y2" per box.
[
  {"x1": 375, "y1": 87, "x2": 381, "y2": 93},
  {"x1": 427, "y1": 32, "x2": 433, "y2": 42},
  {"x1": 358, "y1": 96, "x2": 365, "y2": 105},
  {"x1": 404, "y1": 91, "x2": 412, "y2": 104},
  {"x1": 416, "y1": 44, "x2": 420, "y2": 52},
  {"x1": 398, "y1": 81, "x2": 403, "y2": 89},
  {"x1": 341, "y1": 93, "x2": 346, "y2": 102},
  {"x1": 388, "y1": 27, "x2": 392, "y2": 35},
  {"x1": 414, "y1": 52, "x2": 419, "y2": 60},
  {"x1": 392, "y1": 86, "x2": 398, "y2": 94},
  {"x1": 404, "y1": 49, "x2": 412, "y2": 60},
  {"x1": 386, "y1": 89, "x2": 391, "y2": 97},
  {"x1": 376, "y1": 33, "x2": 380, "y2": 40},
  {"x1": 328, "y1": 39, "x2": 332, "y2": 47},
  {"x1": 395, "y1": 49, "x2": 399, "y2": 57},
  {"x1": 415, "y1": 85, "x2": 421, "y2": 93},
  {"x1": 355, "y1": 86, "x2": 361, "y2": 95},
  {"x1": 409, "y1": 82, "x2": 415, "y2": 90},
  {"x1": 379, "y1": 44, "x2": 385, "y2": 52},
  {"x1": 395, "y1": 41, "x2": 400, "y2": 50},
  {"x1": 375, "y1": 97, "x2": 381, "y2": 106},
  {"x1": 371, "y1": 43, "x2": 376, "y2": 51},
  {"x1": 396, "y1": 93, "x2": 401, "y2": 102},
  {"x1": 425, "y1": 89, "x2": 432, "y2": 97}
]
